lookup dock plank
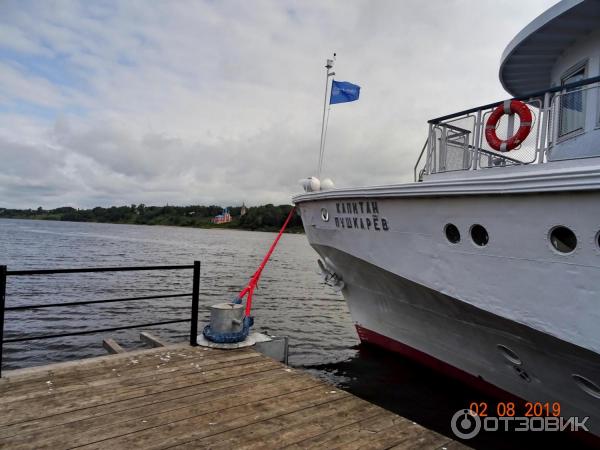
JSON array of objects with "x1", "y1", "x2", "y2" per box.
[
  {"x1": 103, "y1": 338, "x2": 126, "y2": 354},
  {"x1": 0, "y1": 344, "x2": 206, "y2": 385},
  {"x1": 0, "y1": 367, "x2": 289, "y2": 440},
  {"x1": 300, "y1": 414, "x2": 450, "y2": 450},
  {"x1": 1, "y1": 359, "x2": 279, "y2": 426},
  {"x1": 0, "y1": 345, "x2": 253, "y2": 397},
  {"x1": 77, "y1": 385, "x2": 351, "y2": 450},
  {"x1": 3, "y1": 375, "x2": 319, "y2": 449},
  {"x1": 0, "y1": 344, "x2": 466, "y2": 450},
  {"x1": 0, "y1": 350, "x2": 263, "y2": 404},
  {"x1": 173, "y1": 396, "x2": 383, "y2": 450},
  {"x1": 139, "y1": 331, "x2": 168, "y2": 348}
]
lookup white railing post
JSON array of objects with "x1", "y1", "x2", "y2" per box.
[
  {"x1": 537, "y1": 92, "x2": 552, "y2": 164},
  {"x1": 424, "y1": 124, "x2": 433, "y2": 175},
  {"x1": 471, "y1": 110, "x2": 483, "y2": 170},
  {"x1": 440, "y1": 125, "x2": 447, "y2": 172},
  {"x1": 551, "y1": 91, "x2": 561, "y2": 157}
]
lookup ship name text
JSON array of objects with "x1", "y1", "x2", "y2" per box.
[{"x1": 333, "y1": 201, "x2": 389, "y2": 232}]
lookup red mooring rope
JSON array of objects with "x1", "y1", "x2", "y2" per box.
[{"x1": 238, "y1": 206, "x2": 296, "y2": 316}]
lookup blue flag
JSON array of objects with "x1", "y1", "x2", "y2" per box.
[{"x1": 330, "y1": 80, "x2": 360, "y2": 104}]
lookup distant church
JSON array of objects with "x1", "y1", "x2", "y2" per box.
[
  {"x1": 211, "y1": 204, "x2": 247, "y2": 224},
  {"x1": 211, "y1": 207, "x2": 232, "y2": 224}
]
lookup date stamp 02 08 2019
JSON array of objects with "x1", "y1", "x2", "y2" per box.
[{"x1": 468, "y1": 400, "x2": 562, "y2": 418}]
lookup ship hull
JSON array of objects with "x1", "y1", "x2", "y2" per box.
[{"x1": 311, "y1": 243, "x2": 600, "y2": 436}]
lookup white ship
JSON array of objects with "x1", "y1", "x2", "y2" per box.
[{"x1": 294, "y1": 0, "x2": 600, "y2": 438}]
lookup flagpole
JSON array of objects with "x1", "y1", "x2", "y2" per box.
[
  {"x1": 321, "y1": 102, "x2": 332, "y2": 175},
  {"x1": 318, "y1": 54, "x2": 335, "y2": 179}
]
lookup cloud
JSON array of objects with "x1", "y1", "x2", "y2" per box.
[{"x1": 0, "y1": 0, "x2": 558, "y2": 208}]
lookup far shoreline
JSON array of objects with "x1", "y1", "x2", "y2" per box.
[
  {"x1": 0, "y1": 203, "x2": 303, "y2": 234},
  {"x1": 0, "y1": 216, "x2": 305, "y2": 234}
]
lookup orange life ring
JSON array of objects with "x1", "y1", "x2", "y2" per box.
[{"x1": 485, "y1": 100, "x2": 532, "y2": 152}]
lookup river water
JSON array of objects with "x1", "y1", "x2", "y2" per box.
[{"x1": 0, "y1": 218, "x2": 586, "y2": 449}]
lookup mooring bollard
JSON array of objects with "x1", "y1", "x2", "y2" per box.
[
  {"x1": 199, "y1": 302, "x2": 289, "y2": 363},
  {"x1": 207, "y1": 303, "x2": 245, "y2": 334}
]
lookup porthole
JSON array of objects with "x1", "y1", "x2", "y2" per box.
[
  {"x1": 470, "y1": 224, "x2": 489, "y2": 246},
  {"x1": 596, "y1": 230, "x2": 600, "y2": 250},
  {"x1": 497, "y1": 344, "x2": 522, "y2": 365},
  {"x1": 320, "y1": 208, "x2": 329, "y2": 222},
  {"x1": 549, "y1": 226, "x2": 576, "y2": 253},
  {"x1": 444, "y1": 224, "x2": 460, "y2": 244},
  {"x1": 572, "y1": 374, "x2": 600, "y2": 399}
]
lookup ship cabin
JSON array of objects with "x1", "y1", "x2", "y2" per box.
[{"x1": 416, "y1": 0, "x2": 600, "y2": 181}]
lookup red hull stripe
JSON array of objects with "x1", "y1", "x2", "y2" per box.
[{"x1": 357, "y1": 324, "x2": 523, "y2": 401}]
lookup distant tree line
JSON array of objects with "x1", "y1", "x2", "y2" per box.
[{"x1": 0, "y1": 204, "x2": 303, "y2": 233}]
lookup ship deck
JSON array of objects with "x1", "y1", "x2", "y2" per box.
[{"x1": 0, "y1": 343, "x2": 467, "y2": 449}]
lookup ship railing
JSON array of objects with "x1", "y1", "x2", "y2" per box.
[
  {"x1": 0, "y1": 262, "x2": 201, "y2": 377},
  {"x1": 415, "y1": 75, "x2": 600, "y2": 180}
]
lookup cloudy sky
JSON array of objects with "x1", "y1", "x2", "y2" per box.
[{"x1": 0, "y1": 0, "x2": 557, "y2": 209}]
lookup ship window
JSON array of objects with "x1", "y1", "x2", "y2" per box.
[
  {"x1": 444, "y1": 224, "x2": 460, "y2": 243},
  {"x1": 549, "y1": 226, "x2": 577, "y2": 253},
  {"x1": 572, "y1": 374, "x2": 600, "y2": 399},
  {"x1": 470, "y1": 224, "x2": 488, "y2": 246},
  {"x1": 558, "y1": 63, "x2": 586, "y2": 137}
]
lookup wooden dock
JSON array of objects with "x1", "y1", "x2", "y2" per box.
[{"x1": 0, "y1": 344, "x2": 467, "y2": 449}]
